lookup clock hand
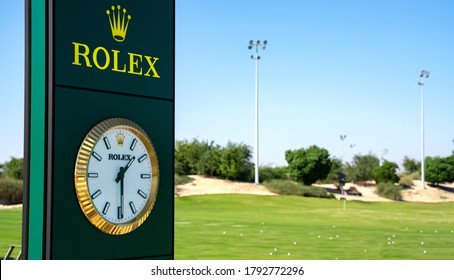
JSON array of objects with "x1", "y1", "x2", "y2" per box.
[
  {"x1": 124, "y1": 155, "x2": 135, "y2": 173},
  {"x1": 115, "y1": 156, "x2": 135, "y2": 219},
  {"x1": 115, "y1": 156, "x2": 136, "y2": 183},
  {"x1": 118, "y1": 168, "x2": 124, "y2": 219}
]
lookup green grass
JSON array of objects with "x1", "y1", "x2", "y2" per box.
[
  {"x1": 175, "y1": 194, "x2": 454, "y2": 259},
  {"x1": 0, "y1": 207, "x2": 22, "y2": 259},
  {"x1": 2, "y1": 195, "x2": 454, "y2": 260}
]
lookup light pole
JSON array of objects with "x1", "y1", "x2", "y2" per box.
[
  {"x1": 418, "y1": 69, "x2": 429, "y2": 190},
  {"x1": 248, "y1": 40, "x2": 267, "y2": 184}
]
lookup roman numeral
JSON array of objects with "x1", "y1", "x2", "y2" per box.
[
  {"x1": 91, "y1": 190, "x2": 101, "y2": 199},
  {"x1": 138, "y1": 189, "x2": 147, "y2": 199},
  {"x1": 102, "y1": 202, "x2": 110, "y2": 215},
  {"x1": 103, "y1": 137, "x2": 111, "y2": 150},
  {"x1": 130, "y1": 139, "x2": 137, "y2": 151},
  {"x1": 141, "y1": 174, "x2": 151, "y2": 179},
  {"x1": 138, "y1": 154, "x2": 148, "y2": 163},
  {"x1": 92, "y1": 151, "x2": 102, "y2": 161},
  {"x1": 129, "y1": 202, "x2": 137, "y2": 214},
  {"x1": 88, "y1": 173, "x2": 98, "y2": 178}
]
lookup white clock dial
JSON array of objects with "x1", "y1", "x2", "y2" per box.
[
  {"x1": 87, "y1": 128, "x2": 152, "y2": 224},
  {"x1": 75, "y1": 118, "x2": 159, "y2": 235}
]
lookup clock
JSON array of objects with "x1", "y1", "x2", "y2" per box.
[{"x1": 74, "y1": 118, "x2": 159, "y2": 235}]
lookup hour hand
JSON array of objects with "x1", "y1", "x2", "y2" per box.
[
  {"x1": 115, "y1": 156, "x2": 135, "y2": 183},
  {"x1": 115, "y1": 167, "x2": 124, "y2": 183}
]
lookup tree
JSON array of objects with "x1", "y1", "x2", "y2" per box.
[
  {"x1": 285, "y1": 145, "x2": 332, "y2": 185},
  {"x1": 195, "y1": 142, "x2": 221, "y2": 177},
  {"x1": 402, "y1": 156, "x2": 420, "y2": 174},
  {"x1": 218, "y1": 142, "x2": 254, "y2": 181},
  {"x1": 259, "y1": 165, "x2": 288, "y2": 183},
  {"x1": 371, "y1": 160, "x2": 399, "y2": 184},
  {"x1": 174, "y1": 139, "x2": 221, "y2": 176},
  {"x1": 325, "y1": 157, "x2": 344, "y2": 183},
  {"x1": 3, "y1": 157, "x2": 24, "y2": 180},
  {"x1": 344, "y1": 153, "x2": 380, "y2": 182},
  {"x1": 174, "y1": 139, "x2": 254, "y2": 181},
  {"x1": 425, "y1": 156, "x2": 454, "y2": 185}
]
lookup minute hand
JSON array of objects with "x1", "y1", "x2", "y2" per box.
[{"x1": 115, "y1": 156, "x2": 136, "y2": 183}]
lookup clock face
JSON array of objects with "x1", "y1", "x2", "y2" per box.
[{"x1": 74, "y1": 118, "x2": 159, "y2": 235}]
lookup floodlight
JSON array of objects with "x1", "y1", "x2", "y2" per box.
[
  {"x1": 418, "y1": 69, "x2": 430, "y2": 190},
  {"x1": 247, "y1": 39, "x2": 268, "y2": 185}
]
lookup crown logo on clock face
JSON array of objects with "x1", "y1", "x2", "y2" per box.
[
  {"x1": 106, "y1": 5, "x2": 132, "y2": 42},
  {"x1": 116, "y1": 132, "x2": 125, "y2": 147}
]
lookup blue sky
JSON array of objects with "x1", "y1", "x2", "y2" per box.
[{"x1": 2, "y1": 0, "x2": 454, "y2": 168}]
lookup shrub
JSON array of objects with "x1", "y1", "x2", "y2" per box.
[
  {"x1": 376, "y1": 182, "x2": 402, "y2": 201},
  {"x1": 263, "y1": 179, "x2": 335, "y2": 199},
  {"x1": 425, "y1": 155, "x2": 454, "y2": 185},
  {"x1": 285, "y1": 145, "x2": 332, "y2": 185},
  {"x1": 218, "y1": 142, "x2": 254, "y2": 182},
  {"x1": 0, "y1": 177, "x2": 23, "y2": 205},
  {"x1": 409, "y1": 171, "x2": 421, "y2": 180},
  {"x1": 3, "y1": 157, "x2": 24, "y2": 180},
  {"x1": 402, "y1": 156, "x2": 420, "y2": 174},
  {"x1": 321, "y1": 158, "x2": 344, "y2": 183},
  {"x1": 175, "y1": 139, "x2": 221, "y2": 177},
  {"x1": 175, "y1": 139, "x2": 254, "y2": 182},
  {"x1": 398, "y1": 174, "x2": 414, "y2": 187},
  {"x1": 259, "y1": 165, "x2": 288, "y2": 183},
  {"x1": 371, "y1": 160, "x2": 399, "y2": 184},
  {"x1": 344, "y1": 153, "x2": 380, "y2": 182},
  {"x1": 174, "y1": 174, "x2": 194, "y2": 186}
]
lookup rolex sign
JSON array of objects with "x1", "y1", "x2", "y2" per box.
[{"x1": 24, "y1": 0, "x2": 174, "y2": 260}]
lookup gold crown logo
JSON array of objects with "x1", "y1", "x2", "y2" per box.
[
  {"x1": 116, "y1": 133, "x2": 125, "y2": 147},
  {"x1": 106, "y1": 5, "x2": 132, "y2": 42}
]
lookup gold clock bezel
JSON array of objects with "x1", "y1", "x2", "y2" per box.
[{"x1": 74, "y1": 118, "x2": 159, "y2": 235}]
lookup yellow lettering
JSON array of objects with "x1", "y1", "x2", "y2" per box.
[
  {"x1": 111, "y1": 49, "x2": 126, "y2": 73},
  {"x1": 72, "y1": 42, "x2": 92, "y2": 67},
  {"x1": 128, "y1": 52, "x2": 143, "y2": 75},
  {"x1": 71, "y1": 42, "x2": 161, "y2": 79},
  {"x1": 144, "y1": 56, "x2": 160, "y2": 78},
  {"x1": 93, "y1": 47, "x2": 110, "y2": 70}
]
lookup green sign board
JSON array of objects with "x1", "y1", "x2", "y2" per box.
[{"x1": 24, "y1": 0, "x2": 174, "y2": 259}]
